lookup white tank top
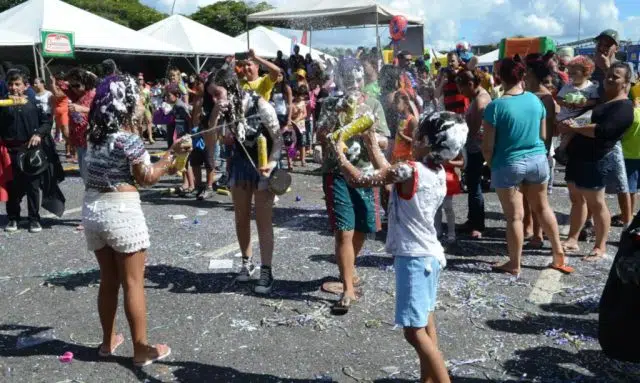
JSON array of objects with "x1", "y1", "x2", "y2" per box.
[{"x1": 385, "y1": 161, "x2": 447, "y2": 267}]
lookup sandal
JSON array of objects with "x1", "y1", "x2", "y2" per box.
[
  {"x1": 547, "y1": 263, "x2": 575, "y2": 275},
  {"x1": 561, "y1": 243, "x2": 580, "y2": 253},
  {"x1": 133, "y1": 344, "x2": 171, "y2": 367},
  {"x1": 98, "y1": 333, "x2": 124, "y2": 357},
  {"x1": 611, "y1": 215, "x2": 625, "y2": 227},
  {"x1": 583, "y1": 249, "x2": 606, "y2": 262},
  {"x1": 321, "y1": 276, "x2": 362, "y2": 295},
  {"x1": 524, "y1": 239, "x2": 544, "y2": 250},
  {"x1": 331, "y1": 294, "x2": 356, "y2": 315}
]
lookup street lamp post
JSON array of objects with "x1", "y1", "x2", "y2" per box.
[
  {"x1": 171, "y1": 0, "x2": 178, "y2": 15},
  {"x1": 577, "y1": 0, "x2": 582, "y2": 41}
]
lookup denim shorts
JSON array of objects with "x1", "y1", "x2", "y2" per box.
[
  {"x1": 394, "y1": 256, "x2": 441, "y2": 328},
  {"x1": 566, "y1": 150, "x2": 615, "y2": 191},
  {"x1": 490, "y1": 154, "x2": 549, "y2": 189},
  {"x1": 625, "y1": 158, "x2": 640, "y2": 193},
  {"x1": 604, "y1": 142, "x2": 629, "y2": 194}
]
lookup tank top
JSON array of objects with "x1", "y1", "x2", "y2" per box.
[
  {"x1": 385, "y1": 161, "x2": 446, "y2": 266},
  {"x1": 271, "y1": 92, "x2": 287, "y2": 116}
]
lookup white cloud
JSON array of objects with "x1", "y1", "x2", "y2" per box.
[{"x1": 142, "y1": 0, "x2": 639, "y2": 50}]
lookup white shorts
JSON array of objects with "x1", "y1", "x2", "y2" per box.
[{"x1": 82, "y1": 191, "x2": 150, "y2": 254}]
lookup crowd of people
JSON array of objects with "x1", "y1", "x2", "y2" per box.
[{"x1": 1, "y1": 29, "x2": 639, "y2": 380}]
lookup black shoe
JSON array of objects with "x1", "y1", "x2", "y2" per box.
[
  {"x1": 254, "y1": 267, "x2": 274, "y2": 294},
  {"x1": 197, "y1": 187, "x2": 214, "y2": 201},
  {"x1": 217, "y1": 174, "x2": 228, "y2": 187},
  {"x1": 29, "y1": 221, "x2": 42, "y2": 233},
  {"x1": 4, "y1": 220, "x2": 18, "y2": 232}
]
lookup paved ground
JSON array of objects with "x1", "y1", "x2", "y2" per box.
[{"x1": 1, "y1": 142, "x2": 639, "y2": 382}]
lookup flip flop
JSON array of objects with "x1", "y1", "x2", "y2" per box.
[
  {"x1": 133, "y1": 344, "x2": 171, "y2": 367},
  {"x1": 524, "y1": 240, "x2": 544, "y2": 250},
  {"x1": 490, "y1": 263, "x2": 520, "y2": 277},
  {"x1": 321, "y1": 276, "x2": 362, "y2": 295},
  {"x1": 583, "y1": 249, "x2": 606, "y2": 262},
  {"x1": 331, "y1": 294, "x2": 356, "y2": 316},
  {"x1": 547, "y1": 263, "x2": 575, "y2": 275},
  {"x1": 97, "y1": 333, "x2": 124, "y2": 357},
  {"x1": 561, "y1": 243, "x2": 580, "y2": 253}
]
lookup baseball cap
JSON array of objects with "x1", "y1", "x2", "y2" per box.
[
  {"x1": 295, "y1": 68, "x2": 307, "y2": 78},
  {"x1": 595, "y1": 29, "x2": 620, "y2": 46}
]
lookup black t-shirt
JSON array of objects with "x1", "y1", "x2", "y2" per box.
[{"x1": 567, "y1": 99, "x2": 634, "y2": 161}]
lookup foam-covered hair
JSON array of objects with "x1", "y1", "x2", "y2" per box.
[
  {"x1": 87, "y1": 74, "x2": 139, "y2": 146},
  {"x1": 335, "y1": 57, "x2": 364, "y2": 91},
  {"x1": 417, "y1": 111, "x2": 468, "y2": 165}
]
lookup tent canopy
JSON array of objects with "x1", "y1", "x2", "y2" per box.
[
  {"x1": 236, "y1": 27, "x2": 335, "y2": 63},
  {"x1": 247, "y1": 0, "x2": 423, "y2": 29},
  {"x1": 0, "y1": 0, "x2": 187, "y2": 56},
  {"x1": 139, "y1": 15, "x2": 271, "y2": 58},
  {"x1": 476, "y1": 49, "x2": 499, "y2": 66},
  {"x1": 0, "y1": 29, "x2": 34, "y2": 46}
]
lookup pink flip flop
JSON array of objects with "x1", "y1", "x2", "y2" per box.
[
  {"x1": 133, "y1": 344, "x2": 171, "y2": 367},
  {"x1": 97, "y1": 333, "x2": 124, "y2": 357}
]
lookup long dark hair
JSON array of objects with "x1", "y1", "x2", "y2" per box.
[
  {"x1": 65, "y1": 67, "x2": 97, "y2": 90},
  {"x1": 525, "y1": 52, "x2": 554, "y2": 82},
  {"x1": 498, "y1": 55, "x2": 526, "y2": 86}
]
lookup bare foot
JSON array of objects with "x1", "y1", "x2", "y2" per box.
[
  {"x1": 491, "y1": 261, "x2": 520, "y2": 276},
  {"x1": 561, "y1": 241, "x2": 580, "y2": 253},
  {"x1": 583, "y1": 248, "x2": 606, "y2": 262},
  {"x1": 133, "y1": 344, "x2": 171, "y2": 367}
]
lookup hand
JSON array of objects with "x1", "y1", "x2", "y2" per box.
[
  {"x1": 68, "y1": 104, "x2": 77, "y2": 113},
  {"x1": 8, "y1": 95, "x2": 25, "y2": 103},
  {"x1": 248, "y1": 49, "x2": 256, "y2": 60},
  {"x1": 259, "y1": 161, "x2": 275, "y2": 177},
  {"x1": 557, "y1": 120, "x2": 575, "y2": 134},
  {"x1": 362, "y1": 127, "x2": 378, "y2": 147},
  {"x1": 28, "y1": 135, "x2": 41, "y2": 148},
  {"x1": 170, "y1": 137, "x2": 192, "y2": 154},
  {"x1": 594, "y1": 53, "x2": 610, "y2": 70}
]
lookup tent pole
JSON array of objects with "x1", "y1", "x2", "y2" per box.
[
  {"x1": 246, "y1": 17, "x2": 250, "y2": 51},
  {"x1": 375, "y1": 8, "x2": 381, "y2": 63},
  {"x1": 32, "y1": 44, "x2": 40, "y2": 79},
  {"x1": 38, "y1": 45, "x2": 45, "y2": 82},
  {"x1": 309, "y1": 28, "x2": 313, "y2": 49},
  {"x1": 196, "y1": 55, "x2": 201, "y2": 72}
]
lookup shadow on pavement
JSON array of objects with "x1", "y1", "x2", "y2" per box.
[
  {"x1": 44, "y1": 264, "x2": 333, "y2": 303},
  {"x1": 0, "y1": 324, "x2": 321, "y2": 383}
]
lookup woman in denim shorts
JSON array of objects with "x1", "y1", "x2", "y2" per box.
[
  {"x1": 482, "y1": 56, "x2": 570, "y2": 276},
  {"x1": 559, "y1": 63, "x2": 635, "y2": 260}
]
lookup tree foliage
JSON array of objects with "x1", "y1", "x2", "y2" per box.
[
  {"x1": 190, "y1": 0, "x2": 273, "y2": 37},
  {"x1": 0, "y1": 0, "x2": 166, "y2": 30}
]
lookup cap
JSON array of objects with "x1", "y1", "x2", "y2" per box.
[
  {"x1": 595, "y1": 29, "x2": 619, "y2": 45},
  {"x1": 295, "y1": 68, "x2": 307, "y2": 78}
]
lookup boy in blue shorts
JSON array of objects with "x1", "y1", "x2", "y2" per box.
[{"x1": 332, "y1": 111, "x2": 468, "y2": 383}]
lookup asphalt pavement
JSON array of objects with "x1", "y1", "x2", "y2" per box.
[{"x1": 1, "y1": 142, "x2": 639, "y2": 382}]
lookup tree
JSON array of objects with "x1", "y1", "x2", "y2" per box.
[
  {"x1": 190, "y1": 0, "x2": 273, "y2": 37},
  {"x1": 0, "y1": 0, "x2": 165, "y2": 30}
]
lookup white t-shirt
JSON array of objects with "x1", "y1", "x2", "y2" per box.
[
  {"x1": 385, "y1": 161, "x2": 446, "y2": 266},
  {"x1": 35, "y1": 90, "x2": 52, "y2": 115},
  {"x1": 556, "y1": 80, "x2": 599, "y2": 121}
]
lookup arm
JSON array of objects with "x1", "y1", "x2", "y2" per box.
[
  {"x1": 362, "y1": 128, "x2": 390, "y2": 170},
  {"x1": 132, "y1": 152, "x2": 176, "y2": 186},
  {"x1": 285, "y1": 85, "x2": 293, "y2": 125},
  {"x1": 481, "y1": 121, "x2": 495, "y2": 167},
  {"x1": 541, "y1": 96, "x2": 555, "y2": 141},
  {"x1": 574, "y1": 103, "x2": 635, "y2": 139},
  {"x1": 446, "y1": 153, "x2": 464, "y2": 168},
  {"x1": 250, "y1": 49, "x2": 280, "y2": 82}
]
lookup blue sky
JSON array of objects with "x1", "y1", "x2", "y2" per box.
[{"x1": 142, "y1": 0, "x2": 640, "y2": 50}]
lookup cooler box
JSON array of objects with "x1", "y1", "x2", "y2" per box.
[{"x1": 499, "y1": 37, "x2": 556, "y2": 59}]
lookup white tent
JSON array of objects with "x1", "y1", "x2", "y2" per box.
[
  {"x1": 0, "y1": 29, "x2": 34, "y2": 46},
  {"x1": 0, "y1": 0, "x2": 186, "y2": 56},
  {"x1": 139, "y1": 15, "x2": 273, "y2": 71},
  {"x1": 476, "y1": 49, "x2": 499, "y2": 67},
  {"x1": 247, "y1": 0, "x2": 423, "y2": 28},
  {"x1": 236, "y1": 26, "x2": 335, "y2": 63}
]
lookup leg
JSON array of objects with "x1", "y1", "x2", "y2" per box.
[
  {"x1": 404, "y1": 325, "x2": 451, "y2": 383},
  {"x1": 254, "y1": 189, "x2": 275, "y2": 267},
  {"x1": 521, "y1": 183, "x2": 567, "y2": 266},
  {"x1": 465, "y1": 152, "x2": 485, "y2": 233},
  {"x1": 352, "y1": 231, "x2": 366, "y2": 258},
  {"x1": 495, "y1": 187, "x2": 524, "y2": 275},
  {"x1": 564, "y1": 182, "x2": 587, "y2": 249},
  {"x1": 300, "y1": 146, "x2": 307, "y2": 166},
  {"x1": 192, "y1": 165, "x2": 203, "y2": 190},
  {"x1": 582, "y1": 189, "x2": 610, "y2": 259},
  {"x1": 618, "y1": 192, "x2": 632, "y2": 226},
  {"x1": 5, "y1": 176, "x2": 23, "y2": 222},
  {"x1": 95, "y1": 247, "x2": 121, "y2": 353},
  {"x1": 231, "y1": 186, "x2": 254, "y2": 260},
  {"x1": 24, "y1": 174, "x2": 41, "y2": 224},
  {"x1": 523, "y1": 197, "x2": 533, "y2": 239},
  {"x1": 444, "y1": 196, "x2": 456, "y2": 240},
  {"x1": 335, "y1": 230, "x2": 357, "y2": 300},
  {"x1": 434, "y1": 204, "x2": 443, "y2": 237},
  {"x1": 115, "y1": 249, "x2": 169, "y2": 363}
]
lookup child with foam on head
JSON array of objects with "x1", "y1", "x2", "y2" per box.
[{"x1": 332, "y1": 111, "x2": 467, "y2": 383}]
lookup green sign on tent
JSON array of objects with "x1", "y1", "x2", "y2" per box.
[{"x1": 40, "y1": 30, "x2": 75, "y2": 58}]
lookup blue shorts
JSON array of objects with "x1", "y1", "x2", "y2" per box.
[
  {"x1": 625, "y1": 158, "x2": 640, "y2": 193},
  {"x1": 394, "y1": 256, "x2": 441, "y2": 328},
  {"x1": 604, "y1": 142, "x2": 629, "y2": 194},
  {"x1": 491, "y1": 154, "x2": 549, "y2": 189}
]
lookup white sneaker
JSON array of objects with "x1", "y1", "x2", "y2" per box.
[{"x1": 236, "y1": 261, "x2": 256, "y2": 282}]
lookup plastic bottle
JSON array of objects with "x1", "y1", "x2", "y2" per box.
[
  {"x1": 257, "y1": 134, "x2": 268, "y2": 169},
  {"x1": 330, "y1": 112, "x2": 375, "y2": 143}
]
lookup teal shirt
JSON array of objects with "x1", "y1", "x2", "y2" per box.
[{"x1": 483, "y1": 91, "x2": 547, "y2": 169}]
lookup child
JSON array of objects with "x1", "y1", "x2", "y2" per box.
[
  {"x1": 290, "y1": 84, "x2": 308, "y2": 168},
  {"x1": 165, "y1": 84, "x2": 195, "y2": 196},
  {"x1": 391, "y1": 90, "x2": 418, "y2": 163},
  {"x1": 435, "y1": 153, "x2": 464, "y2": 244},
  {"x1": 553, "y1": 56, "x2": 599, "y2": 165},
  {"x1": 333, "y1": 111, "x2": 467, "y2": 383}
]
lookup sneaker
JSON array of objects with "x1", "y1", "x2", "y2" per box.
[
  {"x1": 254, "y1": 266, "x2": 274, "y2": 294},
  {"x1": 236, "y1": 260, "x2": 256, "y2": 282},
  {"x1": 4, "y1": 220, "x2": 18, "y2": 232},
  {"x1": 29, "y1": 221, "x2": 42, "y2": 233},
  {"x1": 197, "y1": 187, "x2": 213, "y2": 201},
  {"x1": 217, "y1": 174, "x2": 229, "y2": 188}
]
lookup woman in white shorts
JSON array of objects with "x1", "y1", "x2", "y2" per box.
[{"x1": 83, "y1": 73, "x2": 188, "y2": 366}]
